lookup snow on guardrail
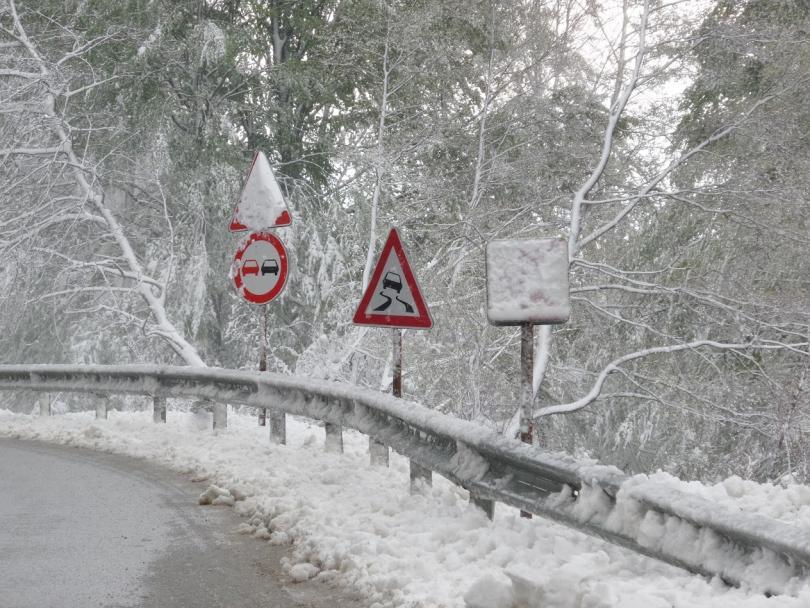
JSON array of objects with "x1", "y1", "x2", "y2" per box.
[{"x1": 0, "y1": 363, "x2": 809, "y2": 594}]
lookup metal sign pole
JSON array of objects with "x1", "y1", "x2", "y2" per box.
[
  {"x1": 258, "y1": 304, "x2": 267, "y2": 426},
  {"x1": 519, "y1": 322, "x2": 533, "y2": 518},
  {"x1": 368, "y1": 330, "x2": 395, "y2": 467},
  {"x1": 392, "y1": 327, "x2": 432, "y2": 491},
  {"x1": 258, "y1": 303, "x2": 286, "y2": 445},
  {"x1": 392, "y1": 327, "x2": 402, "y2": 397}
]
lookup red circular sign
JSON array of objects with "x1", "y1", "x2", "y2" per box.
[{"x1": 232, "y1": 231, "x2": 288, "y2": 304}]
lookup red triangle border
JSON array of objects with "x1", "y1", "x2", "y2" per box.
[{"x1": 352, "y1": 228, "x2": 432, "y2": 329}]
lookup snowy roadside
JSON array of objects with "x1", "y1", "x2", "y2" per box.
[
  {"x1": 625, "y1": 471, "x2": 810, "y2": 530},
  {"x1": 2, "y1": 408, "x2": 810, "y2": 608}
]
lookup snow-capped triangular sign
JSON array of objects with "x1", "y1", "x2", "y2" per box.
[
  {"x1": 229, "y1": 150, "x2": 292, "y2": 232},
  {"x1": 353, "y1": 228, "x2": 432, "y2": 329}
]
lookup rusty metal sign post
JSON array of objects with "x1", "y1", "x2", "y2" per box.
[
  {"x1": 486, "y1": 238, "x2": 570, "y2": 517},
  {"x1": 258, "y1": 305, "x2": 268, "y2": 426}
]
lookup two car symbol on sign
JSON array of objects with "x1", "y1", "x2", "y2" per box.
[{"x1": 242, "y1": 259, "x2": 279, "y2": 276}]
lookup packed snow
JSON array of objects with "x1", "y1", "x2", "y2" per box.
[
  {"x1": 486, "y1": 238, "x2": 570, "y2": 325},
  {"x1": 3, "y1": 406, "x2": 810, "y2": 607},
  {"x1": 231, "y1": 150, "x2": 291, "y2": 230}
]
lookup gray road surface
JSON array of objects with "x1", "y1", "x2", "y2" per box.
[{"x1": 0, "y1": 438, "x2": 365, "y2": 608}]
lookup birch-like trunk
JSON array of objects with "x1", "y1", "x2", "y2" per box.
[{"x1": 361, "y1": 7, "x2": 393, "y2": 291}]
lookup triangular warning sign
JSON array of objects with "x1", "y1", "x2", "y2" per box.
[
  {"x1": 353, "y1": 228, "x2": 432, "y2": 329},
  {"x1": 230, "y1": 151, "x2": 292, "y2": 232}
]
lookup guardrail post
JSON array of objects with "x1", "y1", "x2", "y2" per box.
[
  {"x1": 213, "y1": 403, "x2": 228, "y2": 430},
  {"x1": 95, "y1": 394, "x2": 107, "y2": 419},
  {"x1": 324, "y1": 422, "x2": 343, "y2": 453},
  {"x1": 269, "y1": 410, "x2": 286, "y2": 444},
  {"x1": 191, "y1": 400, "x2": 211, "y2": 430},
  {"x1": 153, "y1": 396, "x2": 166, "y2": 423},
  {"x1": 39, "y1": 396, "x2": 51, "y2": 417},
  {"x1": 259, "y1": 309, "x2": 268, "y2": 427},
  {"x1": 410, "y1": 461, "x2": 432, "y2": 492},
  {"x1": 469, "y1": 494, "x2": 495, "y2": 520},
  {"x1": 369, "y1": 437, "x2": 389, "y2": 466},
  {"x1": 391, "y1": 329, "x2": 432, "y2": 491}
]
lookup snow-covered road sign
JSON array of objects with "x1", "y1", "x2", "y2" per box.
[
  {"x1": 230, "y1": 151, "x2": 292, "y2": 232},
  {"x1": 353, "y1": 228, "x2": 432, "y2": 329},
  {"x1": 232, "y1": 231, "x2": 288, "y2": 304},
  {"x1": 486, "y1": 238, "x2": 570, "y2": 325}
]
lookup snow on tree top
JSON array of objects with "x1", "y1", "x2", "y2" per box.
[
  {"x1": 230, "y1": 151, "x2": 291, "y2": 231},
  {"x1": 486, "y1": 238, "x2": 570, "y2": 326}
]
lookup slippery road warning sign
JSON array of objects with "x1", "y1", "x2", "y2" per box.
[
  {"x1": 353, "y1": 228, "x2": 432, "y2": 329},
  {"x1": 230, "y1": 151, "x2": 292, "y2": 232},
  {"x1": 232, "y1": 231, "x2": 288, "y2": 304}
]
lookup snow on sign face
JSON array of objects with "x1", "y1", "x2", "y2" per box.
[
  {"x1": 231, "y1": 231, "x2": 288, "y2": 305},
  {"x1": 486, "y1": 238, "x2": 570, "y2": 326},
  {"x1": 353, "y1": 228, "x2": 432, "y2": 329},
  {"x1": 229, "y1": 151, "x2": 292, "y2": 232}
]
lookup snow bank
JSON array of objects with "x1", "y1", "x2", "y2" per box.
[
  {"x1": 3, "y1": 409, "x2": 810, "y2": 607},
  {"x1": 631, "y1": 472, "x2": 810, "y2": 530}
]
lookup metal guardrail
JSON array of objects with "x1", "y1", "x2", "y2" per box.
[{"x1": 0, "y1": 363, "x2": 808, "y2": 593}]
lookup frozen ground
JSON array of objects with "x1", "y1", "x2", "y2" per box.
[{"x1": 3, "y1": 406, "x2": 810, "y2": 608}]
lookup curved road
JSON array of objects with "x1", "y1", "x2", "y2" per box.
[{"x1": 0, "y1": 439, "x2": 364, "y2": 608}]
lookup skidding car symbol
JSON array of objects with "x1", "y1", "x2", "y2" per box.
[
  {"x1": 382, "y1": 271, "x2": 402, "y2": 292},
  {"x1": 261, "y1": 259, "x2": 279, "y2": 276}
]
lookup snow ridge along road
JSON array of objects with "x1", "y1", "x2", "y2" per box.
[{"x1": 3, "y1": 409, "x2": 810, "y2": 608}]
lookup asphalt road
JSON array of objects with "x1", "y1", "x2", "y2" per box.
[{"x1": 0, "y1": 438, "x2": 364, "y2": 608}]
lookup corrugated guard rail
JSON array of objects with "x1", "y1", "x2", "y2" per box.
[{"x1": 0, "y1": 364, "x2": 808, "y2": 593}]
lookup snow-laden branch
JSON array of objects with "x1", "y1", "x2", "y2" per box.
[
  {"x1": 567, "y1": 0, "x2": 650, "y2": 260},
  {"x1": 35, "y1": 286, "x2": 136, "y2": 301},
  {"x1": 361, "y1": 6, "x2": 392, "y2": 291},
  {"x1": 573, "y1": 261, "x2": 810, "y2": 340},
  {"x1": 534, "y1": 340, "x2": 810, "y2": 418},
  {"x1": 29, "y1": 247, "x2": 164, "y2": 291},
  {"x1": 0, "y1": 145, "x2": 65, "y2": 156},
  {"x1": 55, "y1": 33, "x2": 119, "y2": 66},
  {"x1": 0, "y1": 68, "x2": 39, "y2": 79},
  {"x1": 575, "y1": 93, "x2": 777, "y2": 253}
]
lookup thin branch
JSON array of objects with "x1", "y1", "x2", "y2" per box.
[{"x1": 535, "y1": 340, "x2": 810, "y2": 418}]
